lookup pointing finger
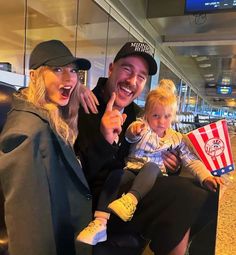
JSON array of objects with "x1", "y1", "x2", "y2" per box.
[
  {"x1": 137, "y1": 123, "x2": 145, "y2": 133},
  {"x1": 105, "y1": 92, "x2": 116, "y2": 112}
]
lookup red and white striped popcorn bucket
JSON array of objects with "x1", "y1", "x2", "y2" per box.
[{"x1": 187, "y1": 119, "x2": 235, "y2": 176}]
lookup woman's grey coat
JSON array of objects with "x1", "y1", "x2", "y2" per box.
[{"x1": 0, "y1": 96, "x2": 92, "y2": 255}]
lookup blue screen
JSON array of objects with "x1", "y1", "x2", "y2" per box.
[
  {"x1": 185, "y1": 0, "x2": 236, "y2": 14},
  {"x1": 217, "y1": 86, "x2": 232, "y2": 95}
]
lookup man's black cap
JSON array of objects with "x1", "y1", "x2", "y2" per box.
[
  {"x1": 114, "y1": 42, "x2": 157, "y2": 75},
  {"x1": 29, "y1": 39, "x2": 91, "y2": 70}
]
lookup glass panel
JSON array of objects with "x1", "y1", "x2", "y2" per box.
[
  {"x1": 203, "y1": 101, "x2": 211, "y2": 115},
  {"x1": 106, "y1": 12, "x2": 131, "y2": 76},
  {"x1": 184, "y1": 85, "x2": 191, "y2": 112},
  {"x1": 76, "y1": 0, "x2": 109, "y2": 88},
  {"x1": 158, "y1": 62, "x2": 181, "y2": 89},
  {"x1": 135, "y1": 75, "x2": 151, "y2": 107},
  {"x1": 135, "y1": 41, "x2": 155, "y2": 107},
  {"x1": 197, "y1": 96, "x2": 203, "y2": 113},
  {"x1": 188, "y1": 89, "x2": 197, "y2": 113},
  {"x1": 179, "y1": 82, "x2": 187, "y2": 112},
  {"x1": 0, "y1": 0, "x2": 26, "y2": 88},
  {"x1": 158, "y1": 62, "x2": 182, "y2": 109},
  {"x1": 26, "y1": 0, "x2": 78, "y2": 76}
]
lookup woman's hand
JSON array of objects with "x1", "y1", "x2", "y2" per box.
[{"x1": 79, "y1": 84, "x2": 99, "y2": 114}]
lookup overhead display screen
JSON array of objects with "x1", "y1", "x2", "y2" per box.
[
  {"x1": 217, "y1": 86, "x2": 232, "y2": 95},
  {"x1": 185, "y1": 0, "x2": 236, "y2": 14}
]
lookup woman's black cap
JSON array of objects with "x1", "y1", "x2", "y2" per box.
[{"x1": 29, "y1": 40, "x2": 91, "y2": 70}]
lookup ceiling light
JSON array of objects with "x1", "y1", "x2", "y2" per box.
[
  {"x1": 206, "y1": 78, "x2": 215, "y2": 81},
  {"x1": 208, "y1": 83, "x2": 216, "y2": 87},
  {"x1": 196, "y1": 56, "x2": 209, "y2": 62},
  {"x1": 222, "y1": 78, "x2": 230, "y2": 84},
  {"x1": 199, "y1": 63, "x2": 211, "y2": 68},
  {"x1": 204, "y1": 74, "x2": 214, "y2": 77}
]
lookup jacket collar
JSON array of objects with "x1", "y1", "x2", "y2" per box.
[{"x1": 12, "y1": 94, "x2": 49, "y2": 123}]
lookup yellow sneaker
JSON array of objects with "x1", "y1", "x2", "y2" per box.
[
  {"x1": 108, "y1": 194, "x2": 137, "y2": 222},
  {"x1": 76, "y1": 219, "x2": 107, "y2": 245}
]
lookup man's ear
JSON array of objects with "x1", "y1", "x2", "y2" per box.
[{"x1": 108, "y1": 62, "x2": 114, "y2": 76}]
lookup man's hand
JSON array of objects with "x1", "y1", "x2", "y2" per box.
[
  {"x1": 162, "y1": 149, "x2": 181, "y2": 173},
  {"x1": 100, "y1": 93, "x2": 127, "y2": 144},
  {"x1": 79, "y1": 84, "x2": 99, "y2": 114}
]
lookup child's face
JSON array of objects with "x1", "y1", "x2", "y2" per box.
[{"x1": 146, "y1": 103, "x2": 175, "y2": 137}]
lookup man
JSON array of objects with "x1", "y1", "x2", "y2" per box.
[{"x1": 75, "y1": 42, "x2": 218, "y2": 255}]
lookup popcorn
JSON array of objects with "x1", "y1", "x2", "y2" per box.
[{"x1": 187, "y1": 120, "x2": 235, "y2": 176}]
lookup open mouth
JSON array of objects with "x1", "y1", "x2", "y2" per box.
[
  {"x1": 119, "y1": 84, "x2": 133, "y2": 97},
  {"x1": 59, "y1": 86, "x2": 72, "y2": 97}
]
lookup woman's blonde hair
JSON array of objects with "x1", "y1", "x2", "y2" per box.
[
  {"x1": 144, "y1": 79, "x2": 178, "y2": 117},
  {"x1": 20, "y1": 66, "x2": 79, "y2": 145}
]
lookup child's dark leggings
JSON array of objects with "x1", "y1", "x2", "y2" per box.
[{"x1": 96, "y1": 162, "x2": 162, "y2": 212}]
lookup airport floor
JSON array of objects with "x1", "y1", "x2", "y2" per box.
[
  {"x1": 215, "y1": 131, "x2": 236, "y2": 255},
  {"x1": 143, "y1": 130, "x2": 236, "y2": 255}
]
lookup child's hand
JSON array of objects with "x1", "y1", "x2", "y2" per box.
[
  {"x1": 126, "y1": 121, "x2": 148, "y2": 141},
  {"x1": 131, "y1": 122, "x2": 147, "y2": 137},
  {"x1": 203, "y1": 176, "x2": 224, "y2": 192}
]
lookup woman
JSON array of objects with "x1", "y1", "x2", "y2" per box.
[{"x1": 0, "y1": 40, "x2": 96, "y2": 255}]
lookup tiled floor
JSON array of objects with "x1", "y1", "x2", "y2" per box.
[
  {"x1": 215, "y1": 133, "x2": 236, "y2": 255},
  {"x1": 143, "y1": 132, "x2": 236, "y2": 255}
]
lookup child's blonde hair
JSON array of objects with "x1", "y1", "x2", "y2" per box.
[
  {"x1": 19, "y1": 66, "x2": 79, "y2": 145},
  {"x1": 158, "y1": 79, "x2": 177, "y2": 94},
  {"x1": 144, "y1": 79, "x2": 177, "y2": 117}
]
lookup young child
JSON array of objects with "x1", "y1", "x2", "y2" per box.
[{"x1": 77, "y1": 79, "x2": 223, "y2": 245}]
